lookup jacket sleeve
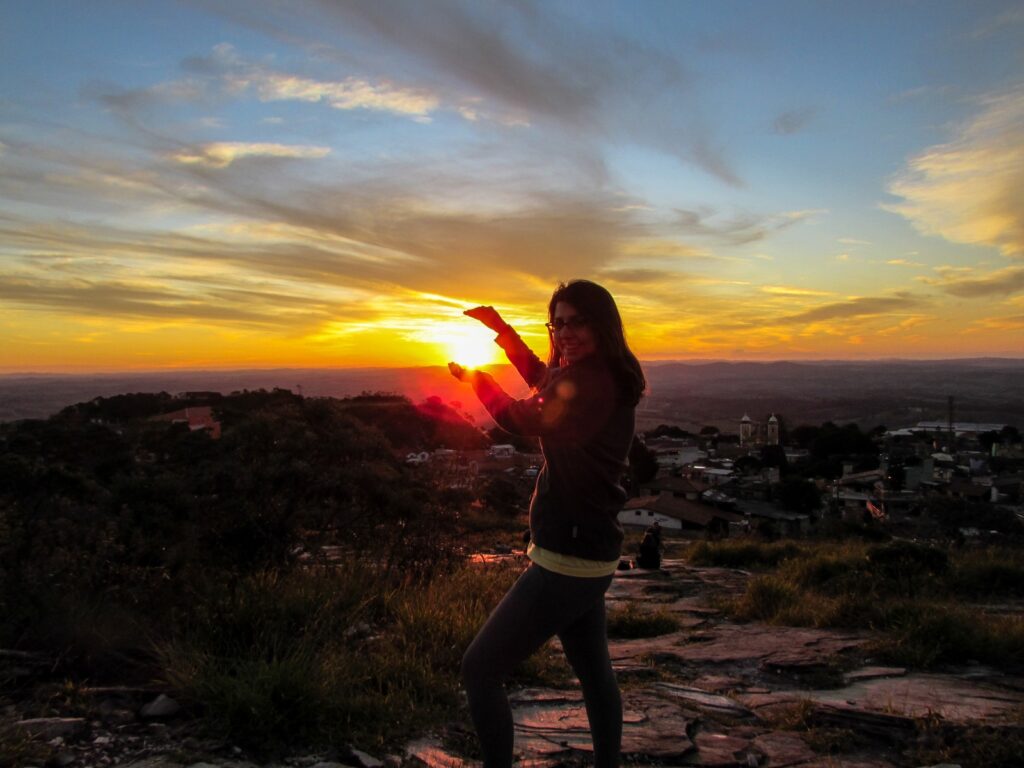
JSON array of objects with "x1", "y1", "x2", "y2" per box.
[
  {"x1": 472, "y1": 364, "x2": 614, "y2": 440},
  {"x1": 494, "y1": 326, "x2": 548, "y2": 389}
]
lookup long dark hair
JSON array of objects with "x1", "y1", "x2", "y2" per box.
[{"x1": 547, "y1": 280, "x2": 646, "y2": 406}]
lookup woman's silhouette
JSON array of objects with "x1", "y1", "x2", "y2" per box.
[{"x1": 449, "y1": 279, "x2": 645, "y2": 768}]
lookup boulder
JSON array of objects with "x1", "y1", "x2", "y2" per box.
[
  {"x1": 140, "y1": 694, "x2": 181, "y2": 719},
  {"x1": 16, "y1": 717, "x2": 87, "y2": 740}
]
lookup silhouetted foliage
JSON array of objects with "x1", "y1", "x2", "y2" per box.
[
  {"x1": 787, "y1": 421, "x2": 879, "y2": 478},
  {"x1": 759, "y1": 444, "x2": 788, "y2": 471},
  {"x1": 480, "y1": 476, "x2": 522, "y2": 518},
  {"x1": 866, "y1": 541, "x2": 949, "y2": 599},
  {"x1": 647, "y1": 424, "x2": 694, "y2": 439},
  {"x1": 0, "y1": 390, "x2": 482, "y2": 663},
  {"x1": 920, "y1": 496, "x2": 1022, "y2": 536},
  {"x1": 774, "y1": 476, "x2": 822, "y2": 515},
  {"x1": 628, "y1": 436, "x2": 659, "y2": 484}
]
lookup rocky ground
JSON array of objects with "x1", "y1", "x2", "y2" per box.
[{"x1": 5, "y1": 559, "x2": 1023, "y2": 767}]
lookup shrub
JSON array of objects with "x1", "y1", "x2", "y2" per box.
[
  {"x1": 161, "y1": 562, "x2": 525, "y2": 754},
  {"x1": 950, "y1": 548, "x2": 1024, "y2": 597},
  {"x1": 733, "y1": 576, "x2": 800, "y2": 622},
  {"x1": 865, "y1": 541, "x2": 948, "y2": 598},
  {"x1": 871, "y1": 603, "x2": 1024, "y2": 669},
  {"x1": 685, "y1": 540, "x2": 803, "y2": 569},
  {"x1": 607, "y1": 603, "x2": 680, "y2": 638}
]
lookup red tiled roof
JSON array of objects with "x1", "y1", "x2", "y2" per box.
[{"x1": 625, "y1": 493, "x2": 745, "y2": 527}]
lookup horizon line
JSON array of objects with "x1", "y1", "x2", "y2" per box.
[{"x1": 3, "y1": 355, "x2": 1024, "y2": 377}]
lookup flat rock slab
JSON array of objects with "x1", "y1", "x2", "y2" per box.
[
  {"x1": 807, "y1": 672, "x2": 1024, "y2": 722},
  {"x1": 405, "y1": 738, "x2": 468, "y2": 768},
  {"x1": 843, "y1": 666, "x2": 907, "y2": 683},
  {"x1": 793, "y1": 761, "x2": 898, "y2": 768},
  {"x1": 508, "y1": 688, "x2": 693, "y2": 761},
  {"x1": 673, "y1": 623, "x2": 867, "y2": 669},
  {"x1": 608, "y1": 623, "x2": 866, "y2": 672},
  {"x1": 691, "y1": 731, "x2": 755, "y2": 766},
  {"x1": 751, "y1": 730, "x2": 818, "y2": 767},
  {"x1": 652, "y1": 682, "x2": 755, "y2": 719}
]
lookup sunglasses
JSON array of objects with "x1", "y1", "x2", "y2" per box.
[{"x1": 545, "y1": 316, "x2": 589, "y2": 332}]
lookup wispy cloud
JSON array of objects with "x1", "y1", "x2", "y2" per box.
[
  {"x1": 918, "y1": 265, "x2": 1024, "y2": 297},
  {"x1": 252, "y1": 73, "x2": 438, "y2": 117},
  {"x1": 195, "y1": 3, "x2": 741, "y2": 185},
  {"x1": 171, "y1": 142, "x2": 330, "y2": 168},
  {"x1": 776, "y1": 293, "x2": 925, "y2": 324},
  {"x1": 772, "y1": 106, "x2": 817, "y2": 135},
  {"x1": 761, "y1": 285, "x2": 835, "y2": 297},
  {"x1": 970, "y1": 6, "x2": 1024, "y2": 39},
  {"x1": 672, "y1": 207, "x2": 825, "y2": 246},
  {"x1": 886, "y1": 84, "x2": 1024, "y2": 257},
  {"x1": 970, "y1": 315, "x2": 1024, "y2": 331}
]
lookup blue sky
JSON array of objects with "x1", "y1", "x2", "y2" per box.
[{"x1": 2, "y1": 0, "x2": 1023, "y2": 371}]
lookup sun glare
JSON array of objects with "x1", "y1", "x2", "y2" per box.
[{"x1": 443, "y1": 326, "x2": 499, "y2": 368}]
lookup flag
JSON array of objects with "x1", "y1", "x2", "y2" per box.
[{"x1": 866, "y1": 499, "x2": 886, "y2": 520}]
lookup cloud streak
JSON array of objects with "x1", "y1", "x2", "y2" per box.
[
  {"x1": 171, "y1": 142, "x2": 331, "y2": 167},
  {"x1": 886, "y1": 84, "x2": 1024, "y2": 257},
  {"x1": 195, "y1": 1, "x2": 741, "y2": 185},
  {"x1": 673, "y1": 207, "x2": 825, "y2": 246},
  {"x1": 776, "y1": 293, "x2": 925, "y2": 324},
  {"x1": 919, "y1": 265, "x2": 1024, "y2": 298}
]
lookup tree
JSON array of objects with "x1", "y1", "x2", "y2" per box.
[
  {"x1": 628, "y1": 437, "x2": 659, "y2": 484},
  {"x1": 775, "y1": 476, "x2": 822, "y2": 515},
  {"x1": 480, "y1": 476, "x2": 522, "y2": 517},
  {"x1": 760, "y1": 444, "x2": 788, "y2": 471},
  {"x1": 866, "y1": 541, "x2": 948, "y2": 598},
  {"x1": 648, "y1": 424, "x2": 693, "y2": 439}
]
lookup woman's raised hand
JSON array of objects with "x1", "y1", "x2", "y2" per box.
[
  {"x1": 448, "y1": 362, "x2": 470, "y2": 382},
  {"x1": 464, "y1": 306, "x2": 508, "y2": 333}
]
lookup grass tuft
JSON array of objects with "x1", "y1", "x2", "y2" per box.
[
  {"x1": 160, "y1": 561, "x2": 525, "y2": 754},
  {"x1": 685, "y1": 540, "x2": 804, "y2": 569},
  {"x1": 606, "y1": 603, "x2": 680, "y2": 639},
  {"x1": 733, "y1": 575, "x2": 800, "y2": 622}
]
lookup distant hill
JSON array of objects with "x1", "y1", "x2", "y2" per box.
[
  {"x1": 2, "y1": 358, "x2": 1022, "y2": 431},
  {"x1": 639, "y1": 358, "x2": 1024, "y2": 433}
]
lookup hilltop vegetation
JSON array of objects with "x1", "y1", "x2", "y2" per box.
[{"x1": 0, "y1": 389, "x2": 530, "y2": 756}]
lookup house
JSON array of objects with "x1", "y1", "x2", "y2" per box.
[
  {"x1": 151, "y1": 406, "x2": 221, "y2": 439},
  {"x1": 734, "y1": 499, "x2": 810, "y2": 536},
  {"x1": 639, "y1": 475, "x2": 708, "y2": 501},
  {"x1": 688, "y1": 465, "x2": 735, "y2": 486},
  {"x1": 645, "y1": 437, "x2": 705, "y2": 469},
  {"x1": 619, "y1": 493, "x2": 746, "y2": 537}
]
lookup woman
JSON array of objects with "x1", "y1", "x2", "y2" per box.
[{"x1": 449, "y1": 279, "x2": 645, "y2": 768}]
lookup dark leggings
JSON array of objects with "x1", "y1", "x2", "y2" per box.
[{"x1": 461, "y1": 563, "x2": 621, "y2": 768}]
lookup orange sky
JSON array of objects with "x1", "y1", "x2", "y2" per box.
[{"x1": 2, "y1": 3, "x2": 1023, "y2": 372}]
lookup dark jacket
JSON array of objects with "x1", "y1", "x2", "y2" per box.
[{"x1": 471, "y1": 328, "x2": 635, "y2": 561}]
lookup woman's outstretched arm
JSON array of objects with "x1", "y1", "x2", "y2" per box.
[
  {"x1": 448, "y1": 361, "x2": 613, "y2": 442},
  {"x1": 464, "y1": 306, "x2": 548, "y2": 389}
]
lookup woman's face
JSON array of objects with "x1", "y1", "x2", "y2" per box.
[{"x1": 552, "y1": 301, "x2": 597, "y2": 365}]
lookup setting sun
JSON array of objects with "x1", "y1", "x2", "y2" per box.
[{"x1": 441, "y1": 325, "x2": 501, "y2": 369}]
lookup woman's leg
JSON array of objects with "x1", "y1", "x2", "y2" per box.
[
  {"x1": 558, "y1": 597, "x2": 621, "y2": 768},
  {"x1": 461, "y1": 565, "x2": 612, "y2": 768}
]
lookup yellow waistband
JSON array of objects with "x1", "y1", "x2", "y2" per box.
[{"x1": 527, "y1": 542, "x2": 620, "y2": 578}]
